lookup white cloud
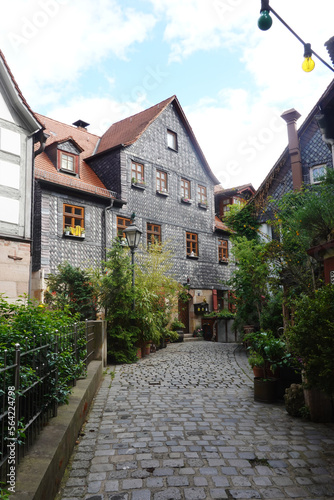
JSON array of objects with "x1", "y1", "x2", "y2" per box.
[
  {"x1": 149, "y1": 0, "x2": 254, "y2": 62},
  {"x1": 45, "y1": 95, "x2": 147, "y2": 136},
  {"x1": 0, "y1": 0, "x2": 156, "y2": 107}
]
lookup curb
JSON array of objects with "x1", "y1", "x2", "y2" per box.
[{"x1": 14, "y1": 360, "x2": 103, "y2": 500}]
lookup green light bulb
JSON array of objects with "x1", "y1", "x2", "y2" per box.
[{"x1": 258, "y1": 10, "x2": 273, "y2": 31}]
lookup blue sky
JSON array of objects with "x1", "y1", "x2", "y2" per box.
[{"x1": 1, "y1": 0, "x2": 333, "y2": 188}]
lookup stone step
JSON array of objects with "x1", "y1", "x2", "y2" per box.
[{"x1": 183, "y1": 333, "x2": 203, "y2": 342}]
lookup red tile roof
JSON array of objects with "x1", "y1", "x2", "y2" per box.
[
  {"x1": 34, "y1": 114, "x2": 113, "y2": 199},
  {"x1": 215, "y1": 216, "x2": 231, "y2": 232},
  {"x1": 97, "y1": 96, "x2": 175, "y2": 153}
]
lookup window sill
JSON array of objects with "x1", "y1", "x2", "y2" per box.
[
  {"x1": 181, "y1": 198, "x2": 192, "y2": 204},
  {"x1": 187, "y1": 254, "x2": 198, "y2": 260},
  {"x1": 132, "y1": 182, "x2": 146, "y2": 190},
  {"x1": 198, "y1": 202, "x2": 208, "y2": 210},
  {"x1": 156, "y1": 190, "x2": 169, "y2": 197},
  {"x1": 219, "y1": 260, "x2": 228, "y2": 265},
  {"x1": 59, "y1": 168, "x2": 78, "y2": 176}
]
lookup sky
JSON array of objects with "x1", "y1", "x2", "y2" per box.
[{"x1": 1, "y1": 0, "x2": 333, "y2": 189}]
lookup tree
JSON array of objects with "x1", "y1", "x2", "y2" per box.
[
  {"x1": 44, "y1": 262, "x2": 97, "y2": 321},
  {"x1": 227, "y1": 236, "x2": 272, "y2": 332},
  {"x1": 100, "y1": 240, "x2": 183, "y2": 364},
  {"x1": 100, "y1": 240, "x2": 138, "y2": 364},
  {"x1": 224, "y1": 202, "x2": 260, "y2": 240}
]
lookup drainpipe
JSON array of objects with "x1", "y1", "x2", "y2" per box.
[
  {"x1": 281, "y1": 108, "x2": 302, "y2": 190},
  {"x1": 104, "y1": 197, "x2": 114, "y2": 263}
]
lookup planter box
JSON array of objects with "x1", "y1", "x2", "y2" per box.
[{"x1": 254, "y1": 377, "x2": 278, "y2": 403}]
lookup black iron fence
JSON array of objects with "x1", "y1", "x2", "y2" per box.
[{"x1": 0, "y1": 320, "x2": 104, "y2": 485}]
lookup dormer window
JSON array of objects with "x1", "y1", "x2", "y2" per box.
[
  {"x1": 61, "y1": 152, "x2": 75, "y2": 172},
  {"x1": 57, "y1": 149, "x2": 79, "y2": 174}
]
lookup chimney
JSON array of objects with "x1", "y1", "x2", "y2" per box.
[
  {"x1": 281, "y1": 108, "x2": 302, "y2": 190},
  {"x1": 72, "y1": 119, "x2": 90, "y2": 131}
]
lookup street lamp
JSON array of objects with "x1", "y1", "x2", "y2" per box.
[{"x1": 124, "y1": 222, "x2": 142, "y2": 310}]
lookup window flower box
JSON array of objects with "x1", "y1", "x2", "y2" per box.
[
  {"x1": 181, "y1": 197, "x2": 191, "y2": 204},
  {"x1": 131, "y1": 178, "x2": 146, "y2": 189},
  {"x1": 187, "y1": 251, "x2": 198, "y2": 259},
  {"x1": 219, "y1": 258, "x2": 228, "y2": 265},
  {"x1": 198, "y1": 202, "x2": 208, "y2": 209},
  {"x1": 156, "y1": 189, "x2": 169, "y2": 197}
]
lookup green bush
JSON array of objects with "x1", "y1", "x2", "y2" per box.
[
  {"x1": 285, "y1": 285, "x2": 334, "y2": 396},
  {"x1": 0, "y1": 295, "x2": 86, "y2": 404},
  {"x1": 44, "y1": 262, "x2": 97, "y2": 321}
]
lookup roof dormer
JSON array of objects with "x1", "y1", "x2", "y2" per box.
[{"x1": 45, "y1": 137, "x2": 83, "y2": 175}]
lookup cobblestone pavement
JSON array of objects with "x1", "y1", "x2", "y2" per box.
[{"x1": 57, "y1": 342, "x2": 334, "y2": 500}]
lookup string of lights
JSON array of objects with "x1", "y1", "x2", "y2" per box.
[{"x1": 258, "y1": 0, "x2": 334, "y2": 73}]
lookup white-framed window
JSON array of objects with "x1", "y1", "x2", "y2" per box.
[
  {"x1": 167, "y1": 130, "x2": 178, "y2": 151},
  {"x1": 310, "y1": 164, "x2": 326, "y2": 184}
]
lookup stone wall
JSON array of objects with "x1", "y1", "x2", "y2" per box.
[{"x1": 0, "y1": 239, "x2": 31, "y2": 301}]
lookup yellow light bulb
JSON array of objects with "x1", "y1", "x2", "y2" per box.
[{"x1": 302, "y1": 56, "x2": 315, "y2": 72}]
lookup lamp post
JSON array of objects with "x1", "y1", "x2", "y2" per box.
[{"x1": 124, "y1": 222, "x2": 142, "y2": 310}]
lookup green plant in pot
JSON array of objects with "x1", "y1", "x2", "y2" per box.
[
  {"x1": 285, "y1": 285, "x2": 334, "y2": 422},
  {"x1": 248, "y1": 350, "x2": 265, "y2": 378},
  {"x1": 244, "y1": 331, "x2": 287, "y2": 403}
]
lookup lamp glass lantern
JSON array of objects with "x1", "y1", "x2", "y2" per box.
[{"x1": 124, "y1": 223, "x2": 142, "y2": 249}]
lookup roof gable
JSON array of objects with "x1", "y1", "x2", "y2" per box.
[{"x1": 96, "y1": 95, "x2": 220, "y2": 185}]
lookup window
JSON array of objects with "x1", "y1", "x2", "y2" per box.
[
  {"x1": 167, "y1": 130, "x2": 177, "y2": 151},
  {"x1": 156, "y1": 170, "x2": 168, "y2": 192},
  {"x1": 117, "y1": 216, "x2": 131, "y2": 238},
  {"x1": 198, "y1": 185, "x2": 207, "y2": 204},
  {"x1": 310, "y1": 164, "x2": 326, "y2": 184},
  {"x1": 63, "y1": 204, "x2": 84, "y2": 230},
  {"x1": 186, "y1": 232, "x2": 198, "y2": 257},
  {"x1": 131, "y1": 161, "x2": 144, "y2": 183},
  {"x1": 147, "y1": 223, "x2": 161, "y2": 246},
  {"x1": 219, "y1": 240, "x2": 228, "y2": 262},
  {"x1": 181, "y1": 178, "x2": 191, "y2": 200},
  {"x1": 58, "y1": 151, "x2": 78, "y2": 173}
]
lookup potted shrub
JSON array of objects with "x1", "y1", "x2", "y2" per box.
[
  {"x1": 248, "y1": 350, "x2": 265, "y2": 378},
  {"x1": 64, "y1": 226, "x2": 71, "y2": 235},
  {"x1": 244, "y1": 331, "x2": 285, "y2": 403},
  {"x1": 285, "y1": 285, "x2": 334, "y2": 422},
  {"x1": 171, "y1": 319, "x2": 185, "y2": 342},
  {"x1": 193, "y1": 327, "x2": 204, "y2": 338}
]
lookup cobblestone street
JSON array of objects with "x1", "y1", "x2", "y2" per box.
[{"x1": 57, "y1": 342, "x2": 334, "y2": 500}]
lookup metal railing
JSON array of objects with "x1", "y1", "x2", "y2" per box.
[{"x1": 0, "y1": 320, "x2": 103, "y2": 485}]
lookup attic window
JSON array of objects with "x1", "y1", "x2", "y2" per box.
[
  {"x1": 167, "y1": 130, "x2": 178, "y2": 151},
  {"x1": 310, "y1": 164, "x2": 326, "y2": 184},
  {"x1": 58, "y1": 150, "x2": 79, "y2": 174}
]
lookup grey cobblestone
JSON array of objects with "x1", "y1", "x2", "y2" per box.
[{"x1": 56, "y1": 343, "x2": 334, "y2": 500}]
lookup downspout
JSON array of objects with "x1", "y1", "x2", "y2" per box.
[
  {"x1": 104, "y1": 197, "x2": 114, "y2": 264},
  {"x1": 281, "y1": 108, "x2": 303, "y2": 190}
]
